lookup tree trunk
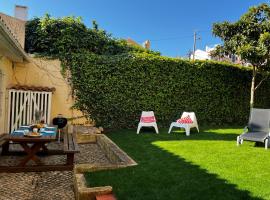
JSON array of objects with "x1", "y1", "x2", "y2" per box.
[{"x1": 250, "y1": 67, "x2": 256, "y2": 109}]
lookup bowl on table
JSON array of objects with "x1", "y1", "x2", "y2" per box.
[{"x1": 24, "y1": 131, "x2": 43, "y2": 137}]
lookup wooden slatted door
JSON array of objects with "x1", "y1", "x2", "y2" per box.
[{"x1": 8, "y1": 90, "x2": 52, "y2": 133}]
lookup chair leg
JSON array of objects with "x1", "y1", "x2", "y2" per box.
[
  {"x1": 237, "y1": 136, "x2": 240, "y2": 146},
  {"x1": 137, "y1": 124, "x2": 142, "y2": 134},
  {"x1": 185, "y1": 127, "x2": 190, "y2": 136},
  {"x1": 168, "y1": 124, "x2": 174, "y2": 134},
  {"x1": 265, "y1": 138, "x2": 269, "y2": 150},
  {"x1": 154, "y1": 124, "x2": 159, "y2": 134}
]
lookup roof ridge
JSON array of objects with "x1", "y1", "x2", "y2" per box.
[
  {"x1": 0, "y1": 13, "x2": 21, "y2": 46},
  {"x1": 0, "y1": 14, "x2": 29, "y2": 62}
]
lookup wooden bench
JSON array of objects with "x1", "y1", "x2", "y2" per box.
[
  {"x1": 0, "y1": 134, "x2": 9, "y2": 154},
  {"x1": 0, "y1": 133, "x2": 8, "y2": 154},
  {"x1": 0, "y1": 134, "x2": 8, "y2": 146},
  {"x1": 63, "y1": 132, "x2": 80, "y2": 167}
]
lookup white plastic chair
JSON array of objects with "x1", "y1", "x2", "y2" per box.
[
  {"x1": 168, "y1": 112, "x2": 199, "y2": 136},
  {"x1": 137, "y1": 111, "x2": 159, "y2": 134}
]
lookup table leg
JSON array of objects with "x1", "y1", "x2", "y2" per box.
[
  {"x1": 41, "y1": 144, "x2": 49, "y2": 152},
  {"x1": 19, "y1": 142, "x2": 44, "y2": 166},
  {"x1": 66, "y1": 153, "x2": 74, "y2": 165},
  {"x1": 1, "y1": 141, "x2": 10, "y2": 155}
]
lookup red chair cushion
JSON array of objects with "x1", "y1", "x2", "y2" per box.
[
  {"x1": 176, "y1": 115, "x2": 193, "y2": 124},
  {"x1": 96, "y1": 194, "x2": 117, "y2": 200},
  {"x1": 141, "y1": 116, "x2": 156, "y2": 123}
]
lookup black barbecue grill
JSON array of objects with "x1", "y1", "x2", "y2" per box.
[{"x1": 52, "y1": 114, "x2": 67, "y2": 142}]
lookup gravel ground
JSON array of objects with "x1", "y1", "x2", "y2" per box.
[{"x1": 0, "y1": 142, "x2": 111, "y2": 200}]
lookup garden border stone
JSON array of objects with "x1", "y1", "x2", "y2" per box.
[{"x1": 73, "y1": 133, "x2": 137, "y2": 200}]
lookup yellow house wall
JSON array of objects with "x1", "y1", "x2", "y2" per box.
[
  {"x1": 0, "y1": 55, "x2": 86, "y2": 133},
  {"x1": 14, "y1": 57, "x2": 85, "y2": 123},
  {"x1": 0, "y1": 56, "x2": 14, "y2": 133}
]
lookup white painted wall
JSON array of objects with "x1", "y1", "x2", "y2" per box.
[{"x1": 190, "y1": 49, "x2": 211, "y2": 60}]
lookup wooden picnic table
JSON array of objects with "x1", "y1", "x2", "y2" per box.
[
  {"x1": 2, "y1": 134, "x2": 56, "y2": 166},
  {"x1": 0, "y1": 132, "x2": 79, "y2": 173}
]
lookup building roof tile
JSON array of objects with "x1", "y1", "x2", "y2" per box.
[
  {"x1": 0, "y1": 13, "x2": 29, "y2": 62},
  {"x1": 8, "y1": 84, "x2": 56, "y2": 92}
]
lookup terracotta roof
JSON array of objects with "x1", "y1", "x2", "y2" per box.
[
  {"x1": 8, "y1": 84, "x2": 56, "y2": 92},
  {"x1": 0, "y1": 13, "x2": 29, "y2": 62},
  {"x1": 126, "y1": 38, "x2": 141, "y2": 46},
  {"x1": 0, "y1": 14, "x2": 21, "y2": 48}
]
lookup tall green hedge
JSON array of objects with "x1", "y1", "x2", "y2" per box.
[
  {"x1": 67, "y1": 52, "x2": 270, "y2": 129},
  {"x1": 25, "y1": 15, "x2": 270, "y2": 129},
  {"x1": 25, "y1": 15, "x2": 159, "y2": 57}
]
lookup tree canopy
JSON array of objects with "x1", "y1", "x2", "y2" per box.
[{"x1": 212, "y1": 3, "x2": 270, "y2": 107}]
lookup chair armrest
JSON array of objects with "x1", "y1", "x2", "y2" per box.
[{"x1": 243, "y1": 126, "x2": 249, "y2": 134}]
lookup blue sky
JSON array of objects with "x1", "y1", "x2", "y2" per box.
[{"x1": 1, "y1": 0, "x2": 267, "y2": 57}]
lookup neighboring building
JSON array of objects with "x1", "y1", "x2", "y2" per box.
[
  {"x1": 0, "y1": 6, "x2": 85, "y2": 134},
  {"x1": 126, "y1": 38, "x2": 140, "y2": 47},
  {"x1": 126, "y1": 38, "x2": 151, "y2": 49},
  {"x1": 142, "y1": 40, "x2": 150, "y2": 49},
  {"x1": 190, "y1": 45, "x2": 245, "y2": 65},
  {"x1": 190, "y1": 49, "x2": 211, "y2": 60},
  {"x1": 190, "y1": 46, "x2": 217, "y2": 60}
]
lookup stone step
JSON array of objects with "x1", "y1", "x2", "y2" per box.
[{"x1": 96, "y1": 193, "x2": 117, "y2": 200}]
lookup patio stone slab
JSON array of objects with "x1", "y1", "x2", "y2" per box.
[
  {"x1": 0, "y1": 171, "x2": 74, "y2": 200},
  {"x1": 0, "y1": 142, "x2": 111, "y2": 200},
  {"x1": 0, "y1": 172, "x2": 37, "y2": 200}
]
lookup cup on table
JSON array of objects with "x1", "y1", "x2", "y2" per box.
[
  {"x1": 24, "y1": 129, "x2": 29, "y2": 134},
  {"x1": 33, "y1": 128, "x2": 38, "y2": 133}
]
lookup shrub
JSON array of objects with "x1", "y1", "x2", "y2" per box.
[
  {"x1": 25, "y1": 15, "x2": 270, "y2": 129},
  {"x1": 25, "y1": 15, "x2": 159, "y2": 57},
  {"x1": 67, "y1": 52, "x2": 270, "y2": 129}
]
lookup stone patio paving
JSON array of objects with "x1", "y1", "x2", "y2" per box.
[{"x1": 0, "y1": 142, "x2": 111, "y2": 200}]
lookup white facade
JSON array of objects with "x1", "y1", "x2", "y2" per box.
[
  {"x1": 190, "y1": 45, "x2": 245, "y2": 65},
  {"x1": 190, "y1": 45, "x2": 215, "y2": 60},
  {"x1": 190, "y1": 49, "x2": 211, "y2": 60}
]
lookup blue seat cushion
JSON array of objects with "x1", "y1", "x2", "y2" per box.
[
  {"x1": 45, "y1": 127, "x2": 57, "y2": 131},
  {"x1": 40, "y1": 130, "x2": 57, "y2": 137},
  {"x1": 11, "y1": 130, "x2": 25, "y2": 136},
  {"x1": 18, "y1": 126, "x2": 31, "y2": 130}
]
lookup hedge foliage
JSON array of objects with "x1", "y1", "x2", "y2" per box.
[
  {"x1": 25, "y1": 15, "x2": 159, "y2": 57},
  {"x1": 25, "y1": 15, "x2": 270, "y2": 129},
  {"x1": 67, "y1": 52, "x2": 270, "y2": 129}
]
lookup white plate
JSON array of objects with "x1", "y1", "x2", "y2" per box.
[{"x1": 24, "y1": 132, "x2": 43, "y2": 137}]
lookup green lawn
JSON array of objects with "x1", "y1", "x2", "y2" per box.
[{"x1": 85, "y1": 127, "x2": 270, "y2": 200}]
